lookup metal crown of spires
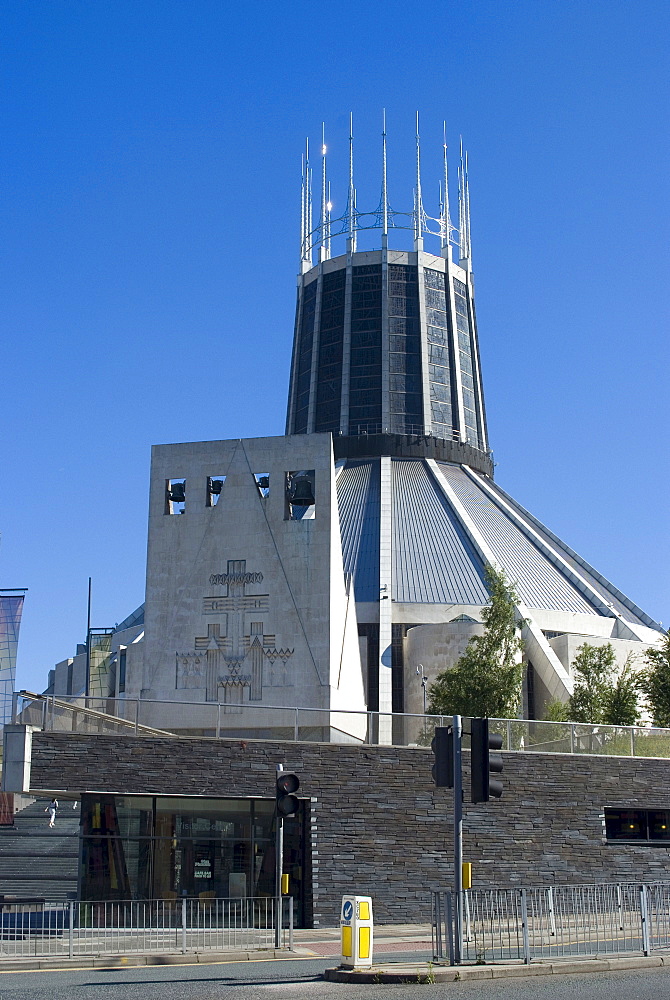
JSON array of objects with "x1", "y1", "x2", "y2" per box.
[{"x1": 299, "y1": 112, "x2": 473, "y2": 272}]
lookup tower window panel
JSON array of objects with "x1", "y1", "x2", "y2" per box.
[
  {"x1": 425, "y1": 286, "x2": 447, "y2": 310},
  {"x1": 424, "y1": 268, "x2": 446, "y2": 290},
  {"x1": 350, "y1": 348, "x2": 381, "y2": 367},
  {"x1": 388, "y1": 264, "x2": 417, "y2": 282},
  {"x1": 388, "y1": 336, "x2": 420, "y2": 356},
  {"x1": 427, "y1": 326, "x2": 448, "y2": 347},
  {"x1": 458, "y1": 331, "x2": 471, "y2": 352},
  {"x1": 454, "y1": 293, "x2": 468, "y2": 318},
  {"x1": 430, "y1": 382, "x2": 451, "y2": 404},
  {"x1": 389, "y1": 374, "x2": 422, "y2": 394},
  {"x1": 461, "y1": 372, "x2": 474, "y2": 391},
  {"x1": 462, "y1": 388, "x2": 476, "y2": 412},
  {"x1": 460, "y1": 351, "x2": 474, "y2": 376},
  {"x1": 389, "y1": 318, "x2": 410, "y2": 335},
  {"x1": 464, "y1": 408, "x2": 477, "y2": 428},
  {"x1": 389, "y1": 391, "x2": 422, "y2": 414},
  {"x1": 428, "y1": 364, "x2": 450, "y2": 384},
  {"x1": 453, "y1": 278, "x2": 467, "y2": 297},
  {"x1": 456, "y1": 313, "x2": 470, "y2": 335},
  {"x1": 426, "y1": 307, "x2": 448, "y2": 328},
  {"x1": 351, "y1": 328, "x2": 382, "y2": 348},
  {"x1": 349, "y1": 376, "x2": 382, "y2": 392},
  {"x1": 349, "y1": 405, "x2": 381, "y2": 423},
  {"x1": 389, "y1": 296, "x2": 418, "y2": 318},
  {"x1": 389, "y1": 353, "x2": 421, "y2": 376},
  {"x1": 431, "y1": 402, "x2": 452, "y2": 424},
  {"x1": 430, "y1": 344, "x2": 450, "y2": 365}
]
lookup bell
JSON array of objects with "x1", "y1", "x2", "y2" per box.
[
  {"x1": 290, "y1": 477, "x2": 315, "y2": 506},
  {"x1": 168, "y1": 482, "x2": 186, "y2": 503}
]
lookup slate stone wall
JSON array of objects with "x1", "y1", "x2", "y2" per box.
[{"x1": 28, "y1": 732, "x2": 670, "y2": 926}]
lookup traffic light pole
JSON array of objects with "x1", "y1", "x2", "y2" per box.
[
  {"x1": 452, "y1": 714, "x2": 463, "y2": 965},
  {"x1": 275, "y1": 763, "x2": 284, "y2": 949}
]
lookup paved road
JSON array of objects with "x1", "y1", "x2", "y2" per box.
[{"x1": 0, "y1": 957, "x2": 669, "y2": 999}]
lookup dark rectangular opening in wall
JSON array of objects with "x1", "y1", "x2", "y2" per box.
[
  {"x1": 165, "y1": 479, "x2": 186, "y2": 515},
  {"x1": 207, "y1": 476, "x2": 226, "y2": 507},
  {"x1": 359, "y1": 624, "x2": 379, "y2": 713},
  {"x1": 286, "y1": 470, "x2": 315, "y2": 520},
  {"x1": 254, "y1": 473, "x2": 269, "y2": 499}
]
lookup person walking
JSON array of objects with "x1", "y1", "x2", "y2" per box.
[{"x1": 45, "y1": 798, "x2": 58, "y2": 828}]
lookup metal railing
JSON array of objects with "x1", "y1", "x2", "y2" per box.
[
  {"x1": 0, "y1": 896, "x2": 293, "y2": 960},
  {"x1": 432, "y1": 881, "x2": 670, "y2": 964},
  {"x1": 13, "y1": 692, "x2": 670, "y2": 761}
]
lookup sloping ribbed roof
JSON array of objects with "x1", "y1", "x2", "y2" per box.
[
  {"x1": 392, "y1": 460, "x2": 489, "y2": 605},
  {"x1": 477, "y1": 474, "x2": 660, "y2": 630},
  {"x1": 436, "y1": 463, "x2": 599, "y2": 615},
  {"x1": 336, "y1": 460, "x2": 380, "y2": 602}
]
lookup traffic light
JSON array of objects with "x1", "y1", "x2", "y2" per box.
[
  {"x1": 276, "y1": 771, "x2": 300, "y2": 817},
  {"x1": 470, "y1": 718, "x2": 503, "y2": 803},
  {"x1": 431, "y1": 727, "x2": 454, "y2": 788}
]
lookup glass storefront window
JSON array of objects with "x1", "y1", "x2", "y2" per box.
[{"x1": 80, "y1": 794, "x2": 307, "y2": 924}]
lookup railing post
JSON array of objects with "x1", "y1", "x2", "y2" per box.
[
  {"x1": 294, "y1": 708, "x2": 299, "y2": 741},
  {"x1": 640, "y1": 884, "x2": 650, "y2": 956},
  {"x1": 181, "y1": 896, "x2": 187, "y2": 954},
  {"x1": 570, "y1": 724, "x2": 576, "y2": 754},
  {"x1": 434, "y1": 892, "x2": 443, "y2": 961},
  {"x1": 630, "y1": 727, "x2": 636, "y2": 757},
  {"x1": 68, "y1": 901, "x2": 74, "y2": 959},
  {"x1": 506, "y1": 719, "x2": 513, "y2": 750},
  {"x1": 520, "y1": 889, "x2": 531, "y2": 964},
  {"x1": 288, "y1": 895, "x2": 294, "y2": 952},
  {"x1": 134, "y1": 699, "x2": 139, "y2": 735},
  {"x1": 445, "y1": 891, "x2": 455, "y2": 966},
  {"x1": 216, "y1": 702, "x2": 221, "y2": 738},
  {"x1": 11, "y1": 691, "x2": 19, "y2": 724},
  {"x1": 547, "y1": 886, "x2": 556, "y2": 936},
  {"x1": 41, "y1": 698, "x2": 47, "y2": 730}
]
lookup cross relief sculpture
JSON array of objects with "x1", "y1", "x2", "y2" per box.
[{"x1": 176, "y1": 560, "x2": 294, "y2": 702}]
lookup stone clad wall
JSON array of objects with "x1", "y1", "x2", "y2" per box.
[{"x1": 28, "y1": 732, "x2": 670, "y2": 926}]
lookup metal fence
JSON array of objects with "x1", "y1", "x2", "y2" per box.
[
  {"x1": 0, "y1": 896, "x2": 293, "y2": 960},
  {"x1": 432, "y1": 882, "x2": 670, "y2": 964},
  {"x1": 13, "y1": 692, "x2": 670, "y2": 761}
]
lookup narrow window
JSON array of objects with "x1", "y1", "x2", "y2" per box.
[
  {"x1": 118, "y1": 648, "x2": 127, "y2": 694},
  {"x1": 165, "y1": 478, "x2": 186, "y2": 515},
  {"x1": 254, "y1": 473, "x2": 270, "y2": 499},
  {"x1": 207, "y1": 476, "x2": 225, "y2": 507},
  {"x1": 286, "y1": 470, "x2": 316, "y2": 520}
]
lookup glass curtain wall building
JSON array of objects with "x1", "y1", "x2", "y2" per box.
[{"x1": 287, "y1": 254, "x2": 488, "y2": 455}]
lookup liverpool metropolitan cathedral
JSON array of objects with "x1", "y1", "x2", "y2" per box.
[{"x1": 47, "y1": 121, "x2": 664, "y2": 742}]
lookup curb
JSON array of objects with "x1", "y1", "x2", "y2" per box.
[
  {"x1": 0, "y1": 950, "x2": 289, "y2": 973},
  {"x1": 324, "y1": 954, "x2": 669, "y2": 984}
]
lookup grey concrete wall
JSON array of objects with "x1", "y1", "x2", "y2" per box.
[{"x1": 26, "y1": 731, "x2": 670, "y2": 927}]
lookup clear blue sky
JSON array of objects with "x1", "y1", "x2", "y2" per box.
[{"x1": 1, "y1": 0, "x2": 668, "y2": 693}]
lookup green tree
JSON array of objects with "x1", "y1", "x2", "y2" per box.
[
  {"x1": 604, "y1": 655, "x2": 640, "y2": 726},
  {"x1": 568, "y1": 642, "x2": 616, "y2": 722},
  {"x1": 641, "y1": 632, "x2": 670, "y2": 727},
  {"x1": 568, "y1": 643, "x2": 641, "y2": 725},
  {"x1": 427, "y1": 566, "x2": 524, "y2": 718}
]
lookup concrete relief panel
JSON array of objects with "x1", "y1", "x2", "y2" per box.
[{"x1": 175, "y1": 560, "x2": 294, "y2": 703}]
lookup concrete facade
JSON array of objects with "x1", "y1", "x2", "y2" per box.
[
  {"x1": 135, "y1": 433, "x2": 366, "y2": 738},
  {"x1": 19, "y1": 729, "x2": 670, "y2": 926}
]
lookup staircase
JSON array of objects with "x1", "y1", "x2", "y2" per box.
[{"x1": 0, "y1": 798, "x2": 79, "y2": 900}]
